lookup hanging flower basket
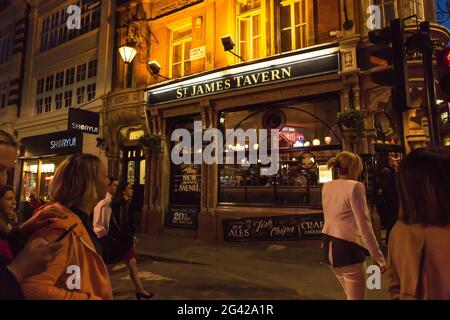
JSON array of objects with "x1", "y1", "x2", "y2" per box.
[
  {"x1": 336, "y1": 109, "x2": 366, "y2": 142},
  {"x1": 139, "y1": 134, "x2": 162, "y2": 155}
]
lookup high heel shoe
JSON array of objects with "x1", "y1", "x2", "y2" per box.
[{"x1": 136, "y1": 291, "x2": 154, "y2": 300}]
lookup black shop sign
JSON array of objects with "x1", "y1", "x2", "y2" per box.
[
  {"x1": 147, "y1": 46, "x2": 340, "y2": 105},
  {"x1": 20, "y1": 130, "x2": 83, "y2": 157},
  {"x1": 166, "y1": 205, "x2": 199, "y2": 229},
  {"x1": 68, "y1": 108, "x2": 100, "y2": 135},
  {"x1": 223, "y1": 214, "x2": 324, "y2": 241}
]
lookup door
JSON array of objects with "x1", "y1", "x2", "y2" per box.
[{"x1": 122, "y1": 146, "x2": 145, "y2": 232}]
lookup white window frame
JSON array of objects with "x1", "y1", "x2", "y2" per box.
[
  {"x1": 169, "y1": 23, "x2": 192, "y2": 79},
  {"x1": 279, "y1": 0, "x2": 308, "y2": 53},
  {"x1": 237, "y1": 1, "x2": 265, "y2": 61},
  {"x1": 34, "y1": 58, "x2": 97, "y2": 115}
]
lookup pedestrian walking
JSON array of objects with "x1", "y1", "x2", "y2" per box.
[
  {"x1": 102, "y1": 181, "x2": 153, "y2": 300},
  {"x1": 388, "y1": 147, "x2": 450, "y2": 300},
  {"x1": 20, "y1": 153, "x2": 113, "y2": 299},
  {"x1": 322, "y1": 151, "x2": 386, "y2": 300},
  {"x1": 93, "y1": 177, "x2": 118, "y2": 241}
]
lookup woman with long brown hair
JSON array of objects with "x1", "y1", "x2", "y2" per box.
[
  {"x1": 322, "y1": 151, "x2": 385, "y2": 300},
  {"x1": 21, "y1": 153, "x2": 113, "y2": 299},
  {"x1": 388, "y1": 147, "x2": 450, "y2": 299}
]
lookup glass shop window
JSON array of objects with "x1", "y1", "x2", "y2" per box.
[{"x1": 218, "y1": 96, "x2": 342, "y2": 207}]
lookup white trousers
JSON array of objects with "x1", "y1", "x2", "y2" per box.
[{"x1": 328, "y1": 242, "x2": 367, "y2": 300}]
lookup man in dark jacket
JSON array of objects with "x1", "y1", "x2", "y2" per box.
[{"x1": 0, "y1": 129, "x2": 63, "y2": 299}]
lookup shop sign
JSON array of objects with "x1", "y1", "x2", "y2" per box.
[
  {"x1": 190, "y1": 46, "x2": 206, "y2": 61},
  {"x1": 223, "y1": 214, "x2": 324, "y2": 241},
  {"x1": 147, "y1": 45, "x2": 340, "y2": 105},
  {"x1": 68, "y1": 108, "x2": 100, "y2": 135},
  {"x1": 21, "y1": 130, "x2": 83, "y2": 157},
  {"x1": 166, "y1": 205, "x2": 199, "y2": 228}
]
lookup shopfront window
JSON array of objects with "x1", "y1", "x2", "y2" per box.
[
  {"x1": 219, "y1": 96, "x2": 342, "y2": 207},
  {"x1": 22, "y1": 161, "x2": 39, "y2": 202},
  {"x1": 403, "y1": 0, "x2": 424, "y2": 20},
  {"x1": 21, "y1": 157, "x2": 65, "y2": 202}
]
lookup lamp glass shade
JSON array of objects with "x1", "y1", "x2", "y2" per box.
[
  {"x1": 118, "y1": 42, "x2": 137, "y2": 64},
  {"x1": 312, "y1": 138, "x2": 321, "y2": 146}
]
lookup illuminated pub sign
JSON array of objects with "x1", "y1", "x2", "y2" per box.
[
  {"x1": 147, "y1": 44, "x2": 340, "y2": 105},
  {"x1": 20, "y1": 130, "x2": 83, "y2": 157}
]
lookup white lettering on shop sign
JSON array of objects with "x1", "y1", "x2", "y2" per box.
[
  {"x1": 72, "y1": 123, "x2": 99, "y2": 134},
  {"x1": 50, "y1": 137, "x2": 77, "y2": 150}
]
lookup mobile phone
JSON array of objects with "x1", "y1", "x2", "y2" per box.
[{"x1": 53, "y1": 223, "x2": 78, "y2": 243}]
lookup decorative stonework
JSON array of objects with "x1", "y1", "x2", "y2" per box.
[{"x1": 155, "y1": 0, "x2": 203, "y2": 19}]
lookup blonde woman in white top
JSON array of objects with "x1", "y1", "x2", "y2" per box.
[{"x1": 321, "y1": 151, "x2": 386, "y2": 300}]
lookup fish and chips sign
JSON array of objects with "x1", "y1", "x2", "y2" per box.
[{"x1": 147, "y1": 44, "x2": 340, "y2": 105}]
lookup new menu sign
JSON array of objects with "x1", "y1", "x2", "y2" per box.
[
  {"x1": 223, "y1": 214, "x2": 324, "y2": 241},
  {"x1": 147, "y1": 45, "x2": 340, "y2": 105}
]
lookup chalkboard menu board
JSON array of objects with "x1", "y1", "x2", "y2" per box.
[
  {"x1": 223, "y1": 214, "x2": 324, "y2": 241},
  {"x1": 166, "y1": 205, "x2": 199, "y2": 228}
]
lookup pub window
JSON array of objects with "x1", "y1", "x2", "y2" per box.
[
  {"x1": 36, "y1": 78, "x2": 45, "y2": 95},
  {"x1": 87, "y1": 83, "x2": 96, "y2": 101},
  {"x1": 55, "y1": 71, "x2": 64, "y2": 89},
  {"x1": 55, "y1": 93, "x2": 63, "y2": 110},
  {"x1": 278, "y1": 0, "x2": 308, "y2": 53},
  {"x1": 65, "y1": 67, "x2": 75, "y2": 86},
  {"x1": 45, "y1": 75, "x2": 54, "y2": 92},
  {"x1": 219, "y1": 96, "x2": 342, "y2": 207},
  {"x1": 404, "y1": 0, "x2": 424, "y2": 20},
  {"x1": 168, "y1": 116, "x2": 202, "y2": 210},
  {"x1": 373, "y1": 0, "x2": 397, "y2": 27},
  {"x1": 44, "y1": 96, "x2": 52, "y2": 112},
  {"x1": 35, "y1": 98, "x2": 43, "y2": 114},
  {"x1": 76, "y1": 86, "x2": 85, "y2": 104},
  {"x1": 64, "y1": 90, "x2": 73, "y2": 108},
  {"x1": 170, "y1": 24, "x2": 192, "y2": 78},
  {"x1": 76, "y1": 63, "x2": 87, "y2": 82},
  {"x1": 237, "y1": 0, "x2": 264, "y2": 61},
  {"x1": 0, "y1": 82, "x2": 7, "y2": 109},
  {"x1": 88, "y1": 59, "x2": 97, "y2": 78}
]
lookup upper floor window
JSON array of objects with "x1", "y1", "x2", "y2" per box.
[
  {"x1": 279, "y1": 0, "x2": 308, "y2": 53},
  {"x1": 40, "y1": 0, "x2": 101, "y2": 53},
  {"x1": 404, "y1": 0, "x2": 424, "y2": 20},
  {"x1": 237, "y1": 0, "x2": 263, "y2": 61},
  {"x1": 170, "y1": 24, "x2": 192, "y2": 78},
  {"x1": 35, "y1": 58, "x2": 97, "y2": 115}
]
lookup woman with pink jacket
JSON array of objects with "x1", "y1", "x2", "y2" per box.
[{"x1": 322, "y1": 151, "x2": 385, "y2": 300}]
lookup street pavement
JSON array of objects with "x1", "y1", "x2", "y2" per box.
[{"x1": 109, "y1": 234, "x2": 391, "y2": 300}]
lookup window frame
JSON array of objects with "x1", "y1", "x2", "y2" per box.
[
  {"x1": 236, "y1": 1, "x2": 266, "y2": 61},
  {"x1": 278, "y1": 0, "x2": 309, "y2": 53},
  {"x1": 169, "y1": 23, "x2": 193, "y2": 79}
]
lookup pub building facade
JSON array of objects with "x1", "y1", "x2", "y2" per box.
[{"x1": 105, "y1": 0, "x2": 448, "y2": 241}]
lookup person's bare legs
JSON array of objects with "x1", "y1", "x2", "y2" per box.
[
  {"x1": 333, "y1": 262, "x2": 367, "y2": 300},
  {"x1": 125, "y1": 257, "x2": 150, "y2": 295}
]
